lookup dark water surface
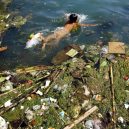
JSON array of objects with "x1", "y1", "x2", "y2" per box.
[{"x1": 1, "y1": 0, "x2": 129, "y2": 70}]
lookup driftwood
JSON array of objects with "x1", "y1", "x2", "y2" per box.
[
  {"x1": 109, "y1": 64, "x2": 116, "y2": 129},
  {"x1": 0, "y1": 83, "x2": 41, "y2": 115},
  {"x1": 45, "y1": 67, "x2": 67, "y2": 94},
  {"x1": 0, "y1": 67, "x2": 64, "y2": 115},
  {"x1": 16, "y1": 65, "x2": 50, "y2": 74},
  {"x1": 63, "y1": 106, "x2": 98, "y2": 129}
]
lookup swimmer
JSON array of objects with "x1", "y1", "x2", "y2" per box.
[{"x1": 42, "y1": 13, "x2": 98, "y2": 49}]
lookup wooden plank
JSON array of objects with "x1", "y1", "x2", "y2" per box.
[
  {"x1": 63, "y1": 106, "x2": 98, "y2": 129},
  {"x1": 108, "y1": 42, "x2": 125, "y2": 54}
]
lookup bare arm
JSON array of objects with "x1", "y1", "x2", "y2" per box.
[{"x1": 79, "y1": 23, "x2": 98, "y2": 27}]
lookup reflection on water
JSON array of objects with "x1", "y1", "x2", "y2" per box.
[{"x1": 0, "y1": 0, "x2": 129, "y2": 70}]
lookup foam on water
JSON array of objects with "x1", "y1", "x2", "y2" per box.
[{"x1": 65, "y1": 13, "x2": 88, "y2": 23}]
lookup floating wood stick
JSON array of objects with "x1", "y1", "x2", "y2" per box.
[
  {"x1": 63, "y1": 106, "x2": 98, "y2": 129},
  {"x1": 109, "y1": 64, "x2": 116, "y2": 129}
]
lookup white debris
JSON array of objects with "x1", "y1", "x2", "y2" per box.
[
  {"x1": 85, "y1": 119, "x2": 102, "y2": 129},
  {"x1": 41, "y1": 104, "x2": 49, "y2": 110},
  {"x1": 49, "y1": 97, "x2": 57, "y2": 103},
  {"x1": 0, "y1": 116, "x2": 8, "y2": 129},
  {"x1": 124, "y1": 103, "x2": 129, "y2": 109},
  {"x1": 5, "y1": 75, "x2": 11, "y2": 80},
  {"x1": 100, "y1": 46, "x2": 108, "y2": 56},
  {"x1": 27, "y1": 97, "x2": 32, "y2": 101},
  {"x1": 20, "y1": 106, "x2": 24, "y2": 110},
  {"x1": 83, "y1": 85, "x2": 90, "y2": 96},
  {"x1": 45, "y1": 80, "x2": 51, "y2": 87},
  {"x1": 11, "y1": 107, "x2": 15, "y2": 111},
  {"x1": 6, "y1": 24, "x2": 9, "y2": 27},
  {"x1": 36, "y1": 90, "x2": 43, "y2": 96},
  {"x1": 4, "y1": 100, "x2": 12, "y2": 107},
  {"x1": 25, "y1": 109, "x2": 34, "y2": 121},
  {"x1": 72, "y1": 58, "x2": 78, "y2": 62},
  {"x1": 85, "y1": 120, "x2": 94, "y2": 129},
  {"x1": 118, "y1": 116, "x2": 124, "y2": 123},
  {"x1": 32, "y1": 105, "x2": 41, "y2": 111},
  {"x1": 80, "y1": 45, "x2": 85, "y2": 50},
  {"x1": 1, "y1": 81, "x2": 13, "y2": 92},
  {"x1": 41, "y1": 97, "x2": 57, "y2": 103}
]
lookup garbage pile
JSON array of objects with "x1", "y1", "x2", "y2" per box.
[{"x1": 0, "y1": 42, "x2": 129, "y2": 129}]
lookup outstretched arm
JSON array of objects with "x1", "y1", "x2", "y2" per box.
[{"x1": 79, "y1": 23, "x2": 98, "y2": 27}]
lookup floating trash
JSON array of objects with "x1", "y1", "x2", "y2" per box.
[
  {"x1": 4, "y1": 100, "x2": 12, "y2": 107},
  {"x1": 0, "y1": 116, "x2": 8, "y2": 129}
]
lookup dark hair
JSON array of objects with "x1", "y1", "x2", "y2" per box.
[{"x1": 66, "y1": 13, "x2": 78, "y2": 24}]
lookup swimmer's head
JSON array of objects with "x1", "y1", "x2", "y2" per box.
[{"x1": 69, "y1": 14, "x2": 78, "y2": 23}]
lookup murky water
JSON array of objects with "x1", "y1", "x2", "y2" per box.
[{"x1": 1, "y1": 0, "x2": 129, "y2": 70}]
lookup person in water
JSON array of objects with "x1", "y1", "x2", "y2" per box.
[
  {"x1": 25, "y1": 14, "x2": 98, "y2": 49},
  {"x1": 42, "y1": 13, "x2": 98, "y2": 49}
]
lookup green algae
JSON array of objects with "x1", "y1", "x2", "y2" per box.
[{"x1": 0, "y1": 0, "x2": 27, "y2": 34}]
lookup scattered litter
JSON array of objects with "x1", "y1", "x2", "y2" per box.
[
  {"x1": 27, "y1": 97, "x2": 32, "y2": 101},
  {"x1": 6, "y1": 75, "x2": 11, "y2": 80},
  {"x1": 20, "y1": 106, "x2": 24, "y2": 110},
  {"x1": 32, "y1": 105, "x2": 41, "y2": 111},
  {"x1": 0, "y1": 116, "x2": 8, "y2": 129},
  {"x1": 83, "y1": 85, "x2": 90, "y2": 96},
  {"x1": 85, "y1": 119, "x2": 102, "y2": 129},
  {"x1": 93, "y1": 94, "x2": 102, "y2": 101},
  {"x1": 100, "y1": 46, "x2": 108, "y2": 56},
  {"x1": 36, "y1": 90, "x2": 43, "y2": 96},
  {"x1": 1, "y1": 81, "x2": 13, "y2": 92},
  {"x1": 44, "y1": 80, "x2": 51, "y2": 88},
  {"x1": 66, "y1": 48, "x2": 79, "y2": 57},
  {"x1": 4, "y1": 100, "x2": 12, "y2": 107},
  {"x1": 59, "y1": 111, "x2": 65, "y2": 119},
  {"x1": 80, "y1": 45, "x2": 85, "y2": 50},
  {"x1": 25, "y1": 109, "x2": 34, "y2": 121},
  {"x1": 124, "y1": 103, "x2": 129, "y2": 109},
  {"x1": 118, "y1": 116, "x2": 124, "y2": 123},
  {"x1": 85, "y1": 120, "x2": 94, "y2": 129},
  {"x1": 41, "y1": 97, "x2": 57, "y2": 103}
]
